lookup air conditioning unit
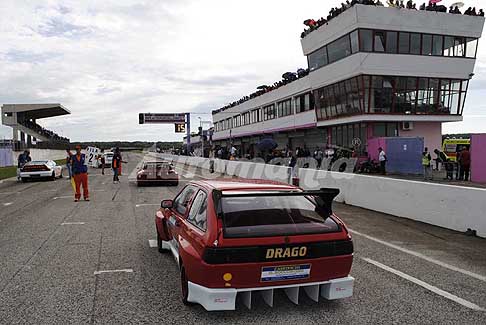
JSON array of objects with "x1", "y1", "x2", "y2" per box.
[{"x1": 401, "y1": 121, "x2": 414, "y2": 131}]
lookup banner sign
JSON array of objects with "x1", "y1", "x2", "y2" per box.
[
  {"x1": 139, "y1": 113, "x2": 186, "y2": 124},
  {"x1": 85, "y1": 146, "x2": 101, "y2": 168}
]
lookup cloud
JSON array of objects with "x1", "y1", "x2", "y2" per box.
[
  {"x1": 0, "y1": 0, "x2": 485, "y2": 142},
  {"x1": 37, "y1": 17, "x2": 92, "y2": 38}
]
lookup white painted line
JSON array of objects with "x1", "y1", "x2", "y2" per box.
[
  {"x1": 350, "y1": 229, "x2": 486, "y2": 283},
  {"x1": 148, "y1": 240, "x2": 157, "y2": 248},
  {"x1": 3, "y1": 202, "x2": 13, "y2": 206},
  {"x1": 53, "y1": 196, "x2": 73, "y2": 200},
  {"x1": 362, "y1": 258, "x2": 485, "y2": 311},
  {"x1": 136, "y1": 204, "x2": 160, "y2": 208},
  {"x1": 0, "y1": 192, "x2": 21, "y2": 195},
  {"x1": 61, "y1": 222, "x2": 86, "y2": 225},
  {"x1": 93, "y1": 269, "x2": 134, "y2": 275}
]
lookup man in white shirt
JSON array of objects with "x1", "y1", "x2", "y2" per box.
[
  {"x1": 378, "y1": 147, "x2": 387, "y2": 175},
  {"x1": 230, "y1": 146, "x2": 237, "y2": 159}
]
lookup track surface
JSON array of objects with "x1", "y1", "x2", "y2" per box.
[{"x1": 0, "y1": 152, "x2": 485, "y2": 324}]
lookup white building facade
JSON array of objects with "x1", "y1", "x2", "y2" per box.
[{"x1": 211, "y1": 5, "x2": 484, "y2": 157}]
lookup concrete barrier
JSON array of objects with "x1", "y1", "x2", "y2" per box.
[
  {"x1": 158, "y1": 154, "x2": 485, "y2": 238},
  {"x1": 213, "y1": 159, "x2": 227, "y2": 174},
  {"x1": 262, "y1": 164, "x2": 291, "y2": 184},
  {"x1": 298, "y1": 168, "x2": 486, "y2": 238}
]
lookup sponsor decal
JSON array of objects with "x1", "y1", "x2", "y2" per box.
[
  {"x1": 265, "y1": 246, "x2": 307, "y2": 259},
  {"x1": 261, "y1": 264, "x2": 311, "y2": 282}
]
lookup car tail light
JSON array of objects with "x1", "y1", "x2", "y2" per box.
[{"x1": 22, "y1": 165, "x2": 49, "y2": 172}]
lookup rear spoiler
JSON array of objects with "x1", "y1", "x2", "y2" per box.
[{"x1": 212, "y1": 188, "x2": 340, "y2": 218}]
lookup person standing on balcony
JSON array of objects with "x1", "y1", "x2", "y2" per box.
[
  {"x1": 378, "y1": 147, "x2": 387, "y2": 175},
  {"x1": 71, "y1": 146, "x2": 89, "y2": 202}
]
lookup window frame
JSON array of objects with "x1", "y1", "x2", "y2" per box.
[
  {"x1": 173, "y1": 185, "x2": 198, "y2": 216},
  {"x1": 186, "y1": 190, "x2": 208, "y2": 232}
]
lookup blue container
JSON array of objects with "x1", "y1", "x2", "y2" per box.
[{"x1": 385, "y1": 137, "x2": 424, "y2": 175}]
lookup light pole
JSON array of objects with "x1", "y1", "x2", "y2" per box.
[{"x1": 198, "y1": 117, "x2": 204, "y2": 157}]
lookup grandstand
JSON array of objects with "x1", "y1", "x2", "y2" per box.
[{"x1": 1, "y1": 104, "x2": 71, "y2": 149}]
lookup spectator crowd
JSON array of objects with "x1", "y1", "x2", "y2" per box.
[
  {"x1": 20, "y1": 120, "x2": 70, "y2": 143},
  {"x1": 301, "y1": 1, "x2": 484, "y2": 39},
  {"x1": 212, "y1": 68, "x2": 309, "y2": 115}
]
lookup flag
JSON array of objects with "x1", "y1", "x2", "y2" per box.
[{"x1": 70, "y1": 177, "x2": 76, "y2": 193}]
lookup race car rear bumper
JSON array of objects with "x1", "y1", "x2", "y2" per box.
[
  {"x1": 19, "y1": 171, "x2": 52, "y2": 178},
  {"x1": 187, "y1": 276, "x2": 354, "y2": 311}
]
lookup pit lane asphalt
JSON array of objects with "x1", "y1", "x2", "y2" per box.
[{"x1": 0, "y1": 152, "x2": 485, "y2": 324}]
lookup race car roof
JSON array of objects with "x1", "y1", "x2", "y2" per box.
[{"x1": 193, "y1": 179, "x2": 296, "y2": 192}]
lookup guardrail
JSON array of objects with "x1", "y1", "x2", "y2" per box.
[{"x1": 156, "y1": 153, "x2": 486, "y2": 238}]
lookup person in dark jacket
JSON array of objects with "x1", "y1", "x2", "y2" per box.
[
  {"x1": 17, "y1": 150, "x2": 32, "y2": 180},
  {"x1": 459, "y1": 147, "x2": 471, "y2": 181},
  {"x1": 112, "y1": 147, "x2": 125, "y2": 183},
  {"x1": 65, "y1": 149, "x2": 73, "y2": 179},
  {"x1": 70, "y1": 145, "x2": 89, "y2": 202}
]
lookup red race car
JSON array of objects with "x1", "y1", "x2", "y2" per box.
[
  {"x1": 137, "y1": 161, "x2": 179, "y2": 186},
  {"x1": 155, "y1": 179, "x2": 354, "y2": 311}
]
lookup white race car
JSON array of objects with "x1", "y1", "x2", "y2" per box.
[
  {"x1": 19, "y1": 160, "x2": 63, "y2": 182},
  {"x1": 94, "y1": 152, "x2": 114, "y2": 168}
]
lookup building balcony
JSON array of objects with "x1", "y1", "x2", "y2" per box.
[{"x1": 301, "y1": 4, "x2": 484, "y2": 56}]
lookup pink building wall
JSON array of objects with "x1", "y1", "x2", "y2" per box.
[
  {"x1": 368, "y1": 137, "x2": 387, "y2": 161},
  {"x1": 398, "y1": 121, "x2": 442, "y2": 153},
  {"x1": 471, "y1": 134, "x2": 486, "y2": 183}
]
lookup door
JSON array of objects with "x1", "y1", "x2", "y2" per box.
[
  {"x1": 167, "y1": 185, "x2": 198, "y2": 256},
  {"x1": 184, "y1": 190, "x2": 209, "y2": 257}
]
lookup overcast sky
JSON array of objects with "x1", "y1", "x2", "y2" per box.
[{"x1": 1, "y1": 0, "x2": 485, "y2": 142}]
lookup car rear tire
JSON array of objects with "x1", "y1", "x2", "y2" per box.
[
  {"x1": 50, "y1": 172, "x2": 56, "y2": 181},
  {"x1": 180, "y1": 265, "x2": 192, "y2": 305},
  {"x1": 21, "y1": 178, "x2": 27, "y2": 183}
]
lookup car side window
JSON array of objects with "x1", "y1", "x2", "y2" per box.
[
  {"x1": 187, "y1": 191, "x2": 208, "y2": 231},
  {"x1": 173, "y1": 186, "x2": 197, "y2": 215}
]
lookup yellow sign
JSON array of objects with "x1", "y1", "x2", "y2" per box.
[{"x1": 175, "y1": 123, "x2": 186, "y2": 133}]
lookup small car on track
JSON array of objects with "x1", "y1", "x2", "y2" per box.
[
  {"x1": 19, "y1": 160, "x2": 63, "y2": 182},
  {"x1": 94, "y1": 152, "x2": 113, "y2": 168},
  {"x1": 137, "y1": 161, "x2": 178, "y2": 186},
  {"x1": 155, "y1": 179, "x2": 354, "y2": 311}
]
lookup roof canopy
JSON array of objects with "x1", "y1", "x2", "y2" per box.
[{"x1": 1, "y1": 103, "x2": 71, "y2": 120}]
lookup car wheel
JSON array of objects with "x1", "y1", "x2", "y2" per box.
[
  {"x1": 50, "y1": 172, "x2": 56, "y2": 181},
  {"x1": 180, "y1": 265, "x2": 192, "y2": 305},
  {"x1": 21, "y1": 177, "x2": 27, "y2": 183}
]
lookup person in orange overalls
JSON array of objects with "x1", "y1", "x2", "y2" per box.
[{"x1": 70, "y1": 146, "x2": 89, "y2": 202}]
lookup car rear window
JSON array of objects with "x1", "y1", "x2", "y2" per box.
[
  {"x1": 221, "y1": 195, "x2": 340, "y2": 238},
  {"x1": 27, "y1": 161, "x2": 48, "y2": 165}
]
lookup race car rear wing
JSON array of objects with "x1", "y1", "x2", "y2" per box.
[{"x1": 212, "y1": 188, "x2": 340, "y2": 218}]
